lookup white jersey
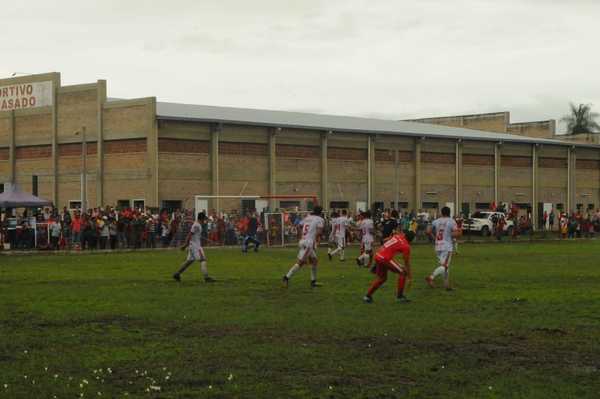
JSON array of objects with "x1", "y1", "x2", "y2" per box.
[
  {"x1": 358, "y1": 218, "x2": 374, "y2": 242},
  {"x1": 300, "y1": 214, "x2": 325, "y2": 243},
  {"x1": 189, "y1": 221, "x2": 203, "y2": 249},
  {"x1": 328, "y1": 217, "x2": 337, "y2": 241},
  {"x1": 333, "y1": 216, "x2": 350, "y2": 239},
  {"x1": 432, "y1": 217, "x2": 457, "y2": 252}
]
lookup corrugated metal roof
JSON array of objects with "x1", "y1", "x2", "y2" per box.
[{"x1": 156, "y1": 101, "x2": 591, "y2": 148}]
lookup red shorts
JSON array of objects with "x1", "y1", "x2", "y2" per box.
[{"x1": 374, "y1": 256, "x2": 404, "y2": 278}]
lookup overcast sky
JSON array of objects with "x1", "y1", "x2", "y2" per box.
[{"x1": 2, "y1": 0, "x2": 599, "y2": 132}]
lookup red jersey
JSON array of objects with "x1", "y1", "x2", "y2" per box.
[{"x1": 376, "y1": 233, "x2": 410, "y2": 261}]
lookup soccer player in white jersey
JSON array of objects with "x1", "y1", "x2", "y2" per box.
[
  {"x1": 283, "y1": 206, "x2": 325, "y2": 288},
  {"x1": 173, "y1": 212, "x2": 215, "y2": 283},
  {"x1": 425, "y1": 206, "x2": 461, "y2": 290},
  {"x1": 327, "y1": 211, "x2": 339, "y2": 253},
  {"x1": 328, "y1": 209, "x2": 350, "y2": 262},
  {"x1": 356, "y1": 210, "x2": 375, "y2": 269}
]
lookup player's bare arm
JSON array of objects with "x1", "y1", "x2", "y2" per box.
[{"x1": 181, "y1": 232, "x2": 192, "y2": 251}]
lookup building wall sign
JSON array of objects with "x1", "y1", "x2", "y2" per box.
[{"x1": 0, "y1": 81, "x2": 53, "y2": 111}]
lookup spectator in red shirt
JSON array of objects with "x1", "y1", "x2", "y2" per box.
[{"x1": 71, "y1": 211, "x2": 82, "y2": 249}]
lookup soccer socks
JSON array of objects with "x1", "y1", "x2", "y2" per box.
[
  {"x1": 310, "y1": 265, "x2": 318, "y2": 282},
  {"x1": 358, "y1": 253, "x2": 370, "y2": 265},
  {"x1": 200, "y1": 261, "x2": 209, "y2": 278},
  {"x1": 444, "y1": 268, "x2": 450, "y2": 288},
  {"x1": 286, "y1": 264, "x2": 300, "y2": 279},
  {"x1": 432, "y1": 266, "x2": 445, "y2": 280},
  {"x1": 176, "y1": 260, "x2": 194, "y2": 275},
  {"x1": 367, "y1": 277, "x2": 386, "y2": 297},
  {"x1": 329, "y1": 246, "x2": 345, "y2": 261},
  {"x1": 397, "y1": 274, "x2": 406, "y2": 297}
]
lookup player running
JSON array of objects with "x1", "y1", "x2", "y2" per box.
[
  {"x1": 327, "y1": 210, "x2": 339, "y2": 254},
  {"x1": 363, "y1": 229, "x2": 415, "y2": 303},
  {"x1": 425, "y1": 206, "x2": 461, "y2": 290},
  {"x1": 173, "y1": 212, "x2": 215, "y2": 283},
  {"x1": 283, "y1": 206, "x2": 325, "y2": 288},
  {"x1": 356, "y1": 210, "x2": 375, "y2": 268},
  {"x1": 328, "y1": 209, "x2": 350, "y2": 261}
]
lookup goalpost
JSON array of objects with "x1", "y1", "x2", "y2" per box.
[
  {"x1": 192, "y1": 194, "x2": 318, "y2": 247},
  {"x1": 193, "y1": 194, "x2": 318, "y2": 214}
]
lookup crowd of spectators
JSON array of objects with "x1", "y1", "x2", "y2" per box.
[
  {"x1": 0, "y1": 206, "x2": 313, "y2": 251},
  {"x1": 2, "y1": 204, "x2": 600, "y2": 251},
  {"x1": 1, "y1": 206, "x2": 179, "y2": 251}
]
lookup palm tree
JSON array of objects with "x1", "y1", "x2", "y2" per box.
[{"x1": 561, "y1": 103, "x2": 600, "y2": 135}]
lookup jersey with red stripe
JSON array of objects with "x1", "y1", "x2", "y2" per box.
[
  {"x1": 333, "y1": 216, "x2": 350, "y2": 238},
  {"x1": 375, "y1": 233, "x2": 410, "y2": 261},
  {"x1": 432, "y1": 217, "x2": 457, "y2": 252},
  {"x1": 358, "y1": 218, "x2": 374, "y2": 241},
  {"x1": 300, "y1": 214, "x2": 325, "y2": 242}
]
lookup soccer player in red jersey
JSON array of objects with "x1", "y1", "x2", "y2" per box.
[{"x1": 363, "y1": 229, "x2": 415, "y2": 303}]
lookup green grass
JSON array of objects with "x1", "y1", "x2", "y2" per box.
[{"x1": 1, "y1": 241, "x2": 599, "y2": 398}]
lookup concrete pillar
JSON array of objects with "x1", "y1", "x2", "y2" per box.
[
  {"x1": 394, "y1": 149, "x2": 400, "y2": 209},
  {"x1": 414, "y1": 138, "x2": 422, "y2": 212},
  {"x1": 455, "y1": 140, "x2": 462, "y2": 216},
  {"x1": 568, "y1": 147, "x2": 576, "y2": 213},
  {"x1": 367, "y1": 135, "x2": 375, "y2": 208},
  {"x1": 567, "y1": 148, "x2": 571, "y2": 212},
  {"x1": 211, "y1": 123, "x2": 221, "y2": 212},
  {"x1": 268, "y1": 128, "x2": 278, "y2": 211},
  {"x1": 143, "y1": 98, "x2": 160, "y2": 209},
  {"x1": 321, "y1": 132, "x2": 329, "y2": 210},
  {"x1": 81, "y1": 126, "x2": 87, "y2": 213},
  {"x1": 51, "y1": 86, "x2": 59, "y2": 205},
  {"x1": 532, "y1": 144, "x2": 538, "y2": 230},
  {"x1": 8, "y1": 110, "x2": 15, "y2": 186},
  {"x1": 96, "y1": 80, "x2": 107, "y2": 207},
  {"x1": 494, "y1": 142, "x2": 501, "y2": 205}
]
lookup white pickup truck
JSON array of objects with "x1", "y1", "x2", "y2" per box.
[{"x1": 464, "y1": 211, "x2": 514, "y2": 236}]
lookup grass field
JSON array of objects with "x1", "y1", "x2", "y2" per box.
[{"x1": 1, "y1": 241, "x2": 599, "y2": 398}]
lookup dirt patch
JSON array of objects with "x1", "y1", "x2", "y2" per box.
[{"x1": 531, "y1": 327, "x2": 567, "y2": 336}]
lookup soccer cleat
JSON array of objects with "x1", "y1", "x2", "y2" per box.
[
  {"x1": 173, "y1": 273, "x2": 181, "y2": 282},
  {"x1": 397, "y1": 295, "x2": 411, "y2": 303},
  {"x1": 363, "y1": 295, "x2": 373, "y2": 303},
  {"x1": 328, "y1": 251, "x2": 332, "y2": 261},
  {"x1": 445, "y1": 286, "x2": 454, "y2": 292},
  {"x1": 282, "y1": 276, "x2": 289, "y2": 288},
  {"x1": 369, "y1": 265, "x2": 377, "y2": 274},
  {"x1": 425, "y1": 276, "x2": 435, "y2": 288},
  {"x1": 355, "y1": 257, "x2": 362, "y2": 267},
  {"x1": 204, "y1": 277, "x2": 216, "y2": 283},
  {"x1": 310, "y1": 280, "x2": 322, "y2": 288}
]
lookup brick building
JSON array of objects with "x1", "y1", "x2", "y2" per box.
[{"x1": 1, "y1": 72, "x2": 599, "y2": 229}]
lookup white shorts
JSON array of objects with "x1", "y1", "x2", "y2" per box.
[
  {"x1": 187, "y1": 246, "x2": 207, "y2": 262},
  {"x1": 361, "y1": 237, "x2": 373, "y2": 252},
  {"x1": 436, "y1": 250, "x2": 452, "y2": 269},
  {"x1": 297, "y1": 239, "x2": 317, "y2": 263},
  {"x1": 335, "y1": 235, "x2": 346, "y2": 249}
]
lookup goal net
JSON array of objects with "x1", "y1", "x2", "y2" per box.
[{"x1": 190, "y1": 194, "x2": 318, "y2": 247}]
